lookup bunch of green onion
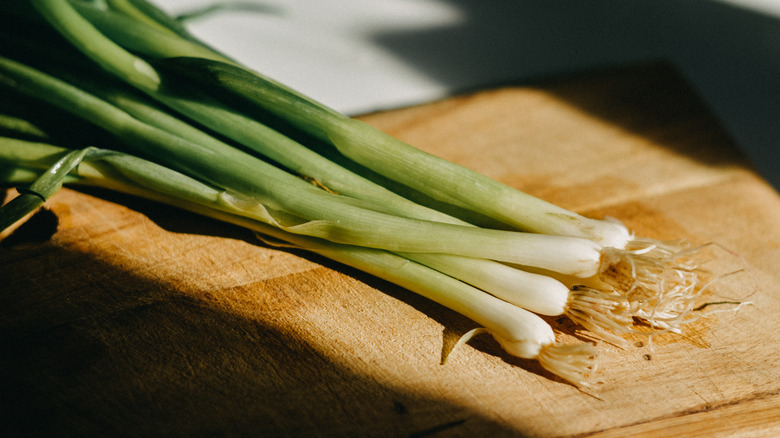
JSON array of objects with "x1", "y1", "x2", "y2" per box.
[{"x1": 0, "y1": 0, "x2": 710, "y2": 390}]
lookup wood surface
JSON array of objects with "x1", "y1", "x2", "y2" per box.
[{"x1": 2, "y1": 63, "x2": 779, "y2": 437}]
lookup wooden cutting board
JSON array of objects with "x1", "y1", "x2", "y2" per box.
[{"x1": 2, "y1": 63, "x2": 779, "y2": 437}]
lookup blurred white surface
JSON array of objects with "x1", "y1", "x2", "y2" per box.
[
  {"x1": 153, "y1": 0, "x2": 780, "y2": 189},
  {"x1": 154, "y1": 0, "x2": 467, "y2": 114}
]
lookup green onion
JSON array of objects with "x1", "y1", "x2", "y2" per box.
[
  {"x1": 0, "y1": 133, "x2": 636, "y2": 346},
  {"x1": 32, "y1": 1, "x2": 699, "y2": 303},
  {"x1": 0, "y1": 0, "x2": 719, "y2": 387},
  {"x1": 41, "y1": 1, "x2": 705, "y2": 328},
  {"x1": 0, "y1": 56, "x2": 665, "y2": 344},
  {"x1": 0, "y1": 138, "x2": 598, "y2": 389}
]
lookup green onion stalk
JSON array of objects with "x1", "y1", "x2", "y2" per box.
[
  {"x1": 0, "y1": 0, "x2": 714, "y2": 385},
  {"x1": 0, "y1": 55, "x2": 641, "y2": 345},
  {"x1": 53, "y1": 0, "x2": 705, "y2": 328},
  {"x1": 0, "y1": 138, "x2": 599, "y2": 390},
  {"x1": 18, "y1": 0, "x2": 705, "y2": 334}
]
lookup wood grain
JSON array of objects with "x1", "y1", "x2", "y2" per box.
[{"x1": 2, "y1": 63, "x2": 779, "y2": 437}]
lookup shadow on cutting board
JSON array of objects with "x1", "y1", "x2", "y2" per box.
[{"x1": 0, "y1": 202, "x2": 524, "y2": 437}]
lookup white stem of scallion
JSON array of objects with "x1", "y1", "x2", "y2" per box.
[{"x1": 397, "y1": 252, "x2": 636, "y2": 346}]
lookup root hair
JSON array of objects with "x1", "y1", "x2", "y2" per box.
[
  {"x1": 537, "y1": 342, "x2": 600, "y2": 391},
  {"x1": 565, "y1": 286, "x2": 634, "y2": 347}
]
